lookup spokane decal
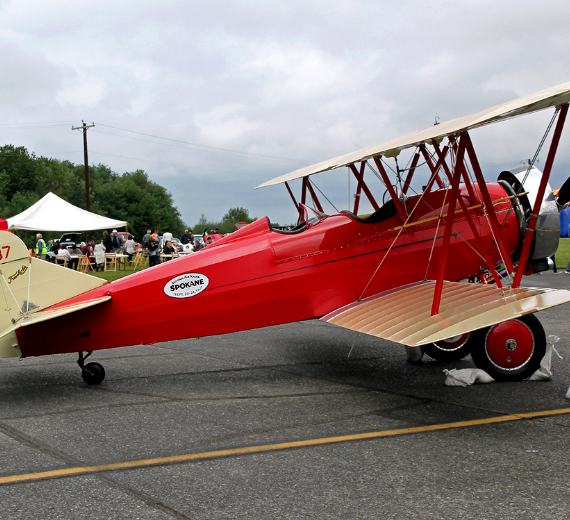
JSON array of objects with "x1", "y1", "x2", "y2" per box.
[{"x1": 164, "y1": 273, "x2": 209, "y2": 299}]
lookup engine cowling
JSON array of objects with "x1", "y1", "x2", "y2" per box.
[{"x1": 498, "y1": 166, "x2": 559, "y2": 263}]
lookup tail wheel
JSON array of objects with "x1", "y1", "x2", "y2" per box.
[
  {"x1": 421, "y1": 333, "x2": 472, "y2": 362},
  {"x1": 81, "y1": 362, "x2": 106, "y2": 385},
  {"x1": 470, "y1": 314, "x2": 546, "y2": 382}
]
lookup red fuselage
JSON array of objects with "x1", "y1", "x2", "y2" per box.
[{"x1": 16, "y1": 183, "x2": 521, "y2": 357}]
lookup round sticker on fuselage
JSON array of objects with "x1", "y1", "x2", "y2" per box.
[{"x1": 164, "y1": 273, "x2": 209, "y2": 298}]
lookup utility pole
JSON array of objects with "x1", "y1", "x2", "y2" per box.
[
  {"x1": 72, "y1": 121, "x2": 95, "y2": 241},
  {"x1": 72, "y1": 121, "x2": 95, "y2": 212}
]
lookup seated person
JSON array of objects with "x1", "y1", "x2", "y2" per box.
[
  {"x1": 162, "y1": 240, "x2": 175, "y2": 260},
  {"x1": 57, "y1": 245, "x2": 71, "y2": 266},
  {"x1": 68, "y1": 246, "x2": 82, "y2": 270},
  {"x1": 46, "y1": 242, "x2": 56, "y2": 263}
]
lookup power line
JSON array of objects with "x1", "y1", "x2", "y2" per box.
[
  {"x1": 88, "y1": 150, "x2": 268, "y2": 177},
  {"x1": 1, "y1": 119, "x2": 307, "y2": 166},
  {"x1": 93, "y1": 122, "x2": 305, "y2": 164},
  {"x1": 90, "y1": 128, "x2": 298, "y2": 164},
  {"x1": 0, "y1": 121, "x2": 75, "y2": 128}
]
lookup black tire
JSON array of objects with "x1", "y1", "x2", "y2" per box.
[
  {"x1": 470, "y1": 314, "x2": 546, "y2": 382},
  {"x1": 82, "y1": 362, "x2": 106, "y2": 385},
  {"x1": 421, "y1": 333, "x2": 473, "y2": 362}
]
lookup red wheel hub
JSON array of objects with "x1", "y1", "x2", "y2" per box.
[
  {"x1": 434, "y1": 333, "x2": 470, "y2": 351},
  {"x1": 485, "y1": 320, "x2": 534, "y2": 370}
]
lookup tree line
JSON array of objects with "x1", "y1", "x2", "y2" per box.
[
  {"x1": 0, "y1": 144, "x2": 186, "y2": 241},
  {"x1": 0, "y1": 144, "x2": 268, "y2": 246}
]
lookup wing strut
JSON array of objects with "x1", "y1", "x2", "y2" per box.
[
  {"x1": 513, "y1": 103, "x2": 569, "y2": 287},
  {"x1": 373, "y1": 157, "x2": 408, "y2": 222},
  {"x1": 431, "y1": 132, "x2": 467, "y2": 315},
  {"x1": 418, "y1": 144, "x2": 445, "y2": 191},
  {"x1": 349, "y1": 163, "x2": 380, "y2": 211},
  {"x1": 284, "y1": 182, "x2": 298, "y2": 210},
  {"x1": 464, "y1": 133, "x2": 516, "y2": 274},
  {"x1": 353, "y1": 161, "x2": 366, "y2": 214},
  {"x1": 402, "y1": 152, "x2": 421, "y2": 195},
  {"x1": 431, "y1": 138, "x2": 504, "y2": 289}
]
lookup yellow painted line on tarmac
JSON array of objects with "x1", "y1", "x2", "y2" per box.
[{"x1": 2, "y1": 407, "x2": 570, "y2": 485}]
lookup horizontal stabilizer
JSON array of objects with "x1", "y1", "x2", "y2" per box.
[
  {"x1": 321, "y1": 281, "x2": 570, "y2": 347},
  {"x1": 0, "y1": 295, "x2": 111, "y2": 342},
  {"x1": 0, "y1": 230, "x2": 109, "y2": 357}
]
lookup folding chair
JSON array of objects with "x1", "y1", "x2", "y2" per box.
[
  {"x1": 78, "y1": 255, "x2": 94, "y2": 273},
  {"x1": 131, "y1": 252, "x2": 147, "y2": 270},
  {"x1": 105, "y1": 254, "x2": 117, "y2": 272}
]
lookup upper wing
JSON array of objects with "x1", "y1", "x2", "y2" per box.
[
  {"x1": 257, "y1": 81, "x2": 570, "y2": 189},
  {"x1": 321, "y1": 281, "x2": 570, "y2": 347}
]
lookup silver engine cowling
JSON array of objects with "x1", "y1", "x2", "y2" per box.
[{"x1": 498, "y1": 166, "x2": 560, "y2": 264}]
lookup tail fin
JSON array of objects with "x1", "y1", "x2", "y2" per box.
[{"x1": 0, "y1": 231, "x2": 106, "y2": 357}]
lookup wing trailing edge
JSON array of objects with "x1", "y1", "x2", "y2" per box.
[{"x1": 321, "y1": 281, "x2": 570, "y2": 347}]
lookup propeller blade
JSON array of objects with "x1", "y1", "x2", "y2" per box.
[{"x1": 557, "y1": 175, "x2": 570, "y2": 205}]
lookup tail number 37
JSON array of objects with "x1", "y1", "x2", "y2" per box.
[{"x1": 0, "y1": 246, "x2": 11, "y2": 260}]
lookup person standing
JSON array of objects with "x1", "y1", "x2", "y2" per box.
[
  {"x1": 162, "y1": 227, "x2": 173, "y2": 245},
  {"x1": 111, "y1": 230, "x2": 123, "y2": 253},
  {"x1": 566, "y1": 223, "x2": 570, "y2": 274},
  {"x1": 103, "y1": 230, "x2": 112, "y2": 253},
  {"x1": 147, "y1": 235, "x2": 160, "y2": 267},
  {"x1": 125, "y1": 235, "x2": 136, "y2": 264},
  {"x1": 142, "y1": 230, "x2": 151, "y2": 248},
  {"x1": 35, "y1": 233, "x2": 47, "y2": 260},
  {"x1": 94, "y1": 240, "x2": 105, "y2": 271},
  {"x1": 180, "y1": 229, "x2": 192, "y2": 245}
]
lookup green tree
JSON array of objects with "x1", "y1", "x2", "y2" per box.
[
  {"x1": 222, "y1": 207, "x2": 254, "y2": 224},
  {"x1": 96, "y1": 169, "x2": 185, "y2": 239},
  {"x1": 0, "y1": 144, "x2": 186, "y2": 242}
]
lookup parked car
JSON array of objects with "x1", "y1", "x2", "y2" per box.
[{"x1": 58, "y1": 232, "x2": 81, "y2": 250}]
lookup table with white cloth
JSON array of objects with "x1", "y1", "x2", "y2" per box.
[{"x1": 116, "y1": 254, "x2": 129, "y2": 270}]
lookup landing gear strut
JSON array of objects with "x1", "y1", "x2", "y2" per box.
[{"x1": 77, "y1": 351, "x2": 106, "y2": 385}]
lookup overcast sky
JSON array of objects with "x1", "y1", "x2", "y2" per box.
[{"x1": 1, "y1": 0, "x2": 570, "y2": 228}]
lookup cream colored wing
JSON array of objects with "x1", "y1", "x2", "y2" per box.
[{"x1": 321, "y1": 281, "x2": 570, "y2": 347}]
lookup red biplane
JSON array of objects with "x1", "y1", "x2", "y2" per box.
[{"x1": 2, "y1": 82, "x2": 570, "y2": 385}]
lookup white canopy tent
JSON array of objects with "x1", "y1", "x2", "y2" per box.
[{"x1": 7, "y1": 192, "x2": 127, "y2": 231}]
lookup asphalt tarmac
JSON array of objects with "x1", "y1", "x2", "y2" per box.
[{"x1": 1, "y1": 271, "x2": 570, "y2": 519}]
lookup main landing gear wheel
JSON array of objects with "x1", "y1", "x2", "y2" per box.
[
  {"x1": 77, "y1": 351, "x2": 106, "y2": 385},
  {"x1": 470, "y1": 314, "x2": 546, "y2": 382},
  {"x1": 421, "y1": 333, "x2": 473, "y2": 362},
  {"x1": 81, "y1": 362, "x2": 106, "y2": 385}
]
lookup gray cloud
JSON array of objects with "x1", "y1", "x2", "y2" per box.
[{"x1": 1, "y1": 0, "x2": 569, "y2": 227}]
